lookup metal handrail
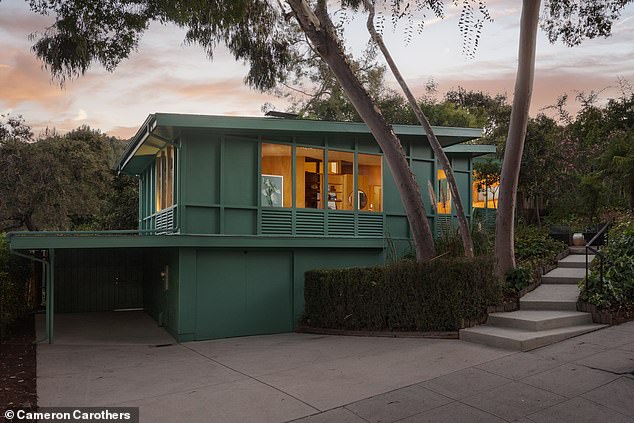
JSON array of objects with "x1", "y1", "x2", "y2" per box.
[{"x1": 584, "y1": 222, "x2": 610, "y2": 293}]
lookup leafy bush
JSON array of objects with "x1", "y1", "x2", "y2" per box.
[
  {"x1": 504, "y1": 267, "x2": 531, "y2": 294},
  {"x1": 303, "y1": 257, "x2": 502, "y2": 332},
  {"x1": 434, "y1": 223, "x2": 494, "y2": 258},
  {"x1": 514, "y1": 226, "x2": 566, "y2": 266},
  {"x1": 0, "y1": 233, "x2": 32, "y2": 337},
  {"x1": 582, "y1": 213, "x2": 634, "y2": 309}
]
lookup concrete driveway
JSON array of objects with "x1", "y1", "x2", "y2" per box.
[{"x1": 37, "y1": 321, "x2": 634, "y2": 423}]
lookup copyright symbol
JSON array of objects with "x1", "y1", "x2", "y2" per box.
[{"x1": 4, "y1": 409, "x2": 15, "y2": 419}]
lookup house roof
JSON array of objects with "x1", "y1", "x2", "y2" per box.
[
  {"x1": 443, "y1": 144, "x2": 496, "y2": 156},
  {"x1": 118, "y1": 113, "x2": 483, "y2": 174}
]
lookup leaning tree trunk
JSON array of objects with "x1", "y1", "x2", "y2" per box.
[
  {"x1": 287, "y1": 0, "x2": 436, "y2": 261},
  {"x1": 495, "y1": 0, "x2": 541, "y2": 278},
  {"x1": 364, "y1": 0, "x2": 474, "y2": 258}
]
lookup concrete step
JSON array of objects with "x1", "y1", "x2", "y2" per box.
[
  {"x1": 569, "y1": 246, "x2": 587, "y2": 255},
  {"x1": 487, "y1": 310, "x2": 592, "y2": 331},
  {"x1": 460, "y1": 324, "x2": 606, "y2": 351},
  {"x1": 520, "y1": 284, "x2": 580, "y2": 311},
  {"x1": 541, "y1": 267, "x2": 586, "y2": 284},
  {"x1": 558, "y1": 254, "x2": 595, "y2": 268}
]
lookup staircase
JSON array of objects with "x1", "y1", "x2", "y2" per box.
[{"x1": 460, "y1": 249, "x2": 607, "y2": 351}]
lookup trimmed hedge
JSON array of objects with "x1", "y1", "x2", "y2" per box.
[{"x1": 303, "y1": 256, "x2": 502, "y2": 332}]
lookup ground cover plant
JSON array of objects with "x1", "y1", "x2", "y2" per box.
[{"x1": 499, "y1": 226, "x2": 567, "y2": 298}]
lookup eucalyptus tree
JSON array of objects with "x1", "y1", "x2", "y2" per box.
[
  {"x1": 27, "y1": 0, "x2": 471, "y2": 260},
  {"x1": 362, "y1": 0, "x2": 479, "y2": 257},
  {"x1": 23, "y1": 0, "x2": 633, "y2": 265},
  {"x1": 494, "y1": 0, "x2": 633, "y2": 277}
]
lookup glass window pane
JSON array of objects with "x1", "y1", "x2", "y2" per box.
[
  {"x1": 156, "y1": 152, "x2": 162, "y2": 212},
  {"x1": 167, "y1": 146, "x2": 174, "y2": 207},
  {"x1": 437, "y1": 169, "x2": 451, "y2": 214},
  {"x1": 161, "y1": 150, "x2": 168, "y2": 210},
  {"x1": 296, "y1": 147, "x2": 324, "y2": 209},
  {"x1": 358, "y1": 153, "x2": 382, "y2": 212},
  {"x1": 261, "y1": 143, "x2": 292, "y2": 208},
  {"x1": 327, "y1": 150, "x2": 354, "y2": 210}
]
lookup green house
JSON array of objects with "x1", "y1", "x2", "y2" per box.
[{"x1": 9, "y1": 113, "x2": 493, "y2": 343}]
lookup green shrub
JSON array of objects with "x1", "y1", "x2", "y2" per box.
[
  {"x1": 303, "y1": 256, "x2": 502, "y2": 332},
  {"x1": 434, "y1": 224, "x2": 494, "y2": 258},
  {"x1": 505, "y1": 267, "x2": 531, "y2": 294},
  {"x1": 582, "y1": 213, "x2": 634, "y2": 309},
  {"x1": 514, "y1": 226, "x2": 566, "y2": 283},
  {"x1": 0, "y1": 233, "x2": 32, "y2": 337}
]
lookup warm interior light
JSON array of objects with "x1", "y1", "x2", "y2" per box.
[{"x1": 330, "y1": 161, "x2": 338, "y2": 174}]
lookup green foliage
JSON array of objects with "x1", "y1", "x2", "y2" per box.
[
  {"x1": 0, "y1": 233, "x2": 32, "y2": 337},
  {"x1": 0, "y1": 124, "x2": 138, "y2": 231},
  {"x1": 287, "y1": 50, "x2": 485, "y2": 129},
  {"x1": 582, "y1": 213, "x2": 634, "y2": 309},
  {"x1": 29, "y1": 0, "x2": 294, "y2": 91},
  {"x1": 542, "y1": 0, "x2": 634, "y2": 47},
  {"x1": 514, "y1": 226, "x2": 566, "y2": 275},
  {"x1": 303, "y1": 257, "x2": 502, "y2": 332},
  {"x1": 504, "y1": 266, "x2": 531, "y2": 294},
  {"x1": 434, "y1": 224, "x2": 494, "y2": 258}
]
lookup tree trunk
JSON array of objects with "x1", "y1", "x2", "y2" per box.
[
  {"x1": 287, "y1": 0, "x2": 436, "y2": 260},
  {"x1": 363, "y1": 0, "x2": 474, "y2": 258},
  {"x1": 495, "y1": 0, "x2": 541, "y2": 278}
]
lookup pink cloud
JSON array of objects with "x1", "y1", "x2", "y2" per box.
[{"x1": 0, "y1": 48, "x2": 67, "y2": 109}]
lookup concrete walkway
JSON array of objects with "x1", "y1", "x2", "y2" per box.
[{"x1": 37, "y1": 322, "x2": 634, "y2": 423}]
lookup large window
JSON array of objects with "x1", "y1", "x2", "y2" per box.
[
  {"x1": 156, "y1": 145, "x2": 175, "y2": 212},
  {"x1": 261, "y1": 143, "x2": 293, "y2": 207},
  {"x1": 358, "y1": 153, "x2": 382, "y2": 212},
  {"x1": 260, "y1": 144, "x2": 382, "y2": 212},
  {"x1": 296, "y1": 147, "x2": 324, "y2": 209},
  {"x1": 327, "y1": 150, "x2": 354, "y2": 210}
]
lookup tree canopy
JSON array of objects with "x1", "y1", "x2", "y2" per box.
[{"x1": 0, "y1": 120, "x2": 137, "y2": 232}]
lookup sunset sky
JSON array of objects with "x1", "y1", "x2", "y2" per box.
[{"x1": 1, "y1": 0, "x2": 633, "y2": 139}]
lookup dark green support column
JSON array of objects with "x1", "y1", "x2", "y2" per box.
[{"x1": 46, "y1": 249, "x2": 55, "y2": 344}]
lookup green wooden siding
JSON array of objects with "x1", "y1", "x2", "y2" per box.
[
  {"x1": 54, "y1": 249, "x2": 143, "y2": 313},
  {"x1": 195, "y1": 249, "x2": 293, "y2": 339}
]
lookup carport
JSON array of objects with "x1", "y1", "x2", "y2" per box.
[
  {"x1": 34, "y1": 311, "x2": 175, "y2": 345},
  {"x1": 7, "y1": 230, "x2": 178, "y2": 344}
]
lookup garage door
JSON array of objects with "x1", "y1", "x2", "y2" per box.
[{"x1": 195, "y1": 250, "x2": 293, "y2": 339}]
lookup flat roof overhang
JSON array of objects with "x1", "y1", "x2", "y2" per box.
[
  {"x1": 118, "y1": 113, "x2": 484, "y2": 175},
  {"x1": 443, "y1": 144, "x2": 496, "y2": 157},
  {"x1": 8, "y1": 233, "x2": 385, "y2": 251}
]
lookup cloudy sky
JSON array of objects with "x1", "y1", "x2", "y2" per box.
[{"x1": 1, "y1": 1, "x2": 633, "y2": 139}]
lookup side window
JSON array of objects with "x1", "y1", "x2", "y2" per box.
[
  {"x1": 156, "y1": 145, "x2": 175, "y2": 212},
  {"x1": 437, "y1": 169, "x2": 451, "y2": 214}
]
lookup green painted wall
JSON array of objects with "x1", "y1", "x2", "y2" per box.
[
  {"x1": 137, "y1": 127, "x2": 474, "y2": 248},
  {"x1": 194, "y1": 249, "x2": 293, "y2": 339},
  {"x1": 171, "y1": 246, "x2": 382, "y2": 341},
  {"x1": 142, "y1": 248, "x2": 179, "y2": 337}
]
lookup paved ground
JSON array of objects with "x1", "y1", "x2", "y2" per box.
[{"x1": 37, "y1": 314, "x2": 634, "y2": 423}]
